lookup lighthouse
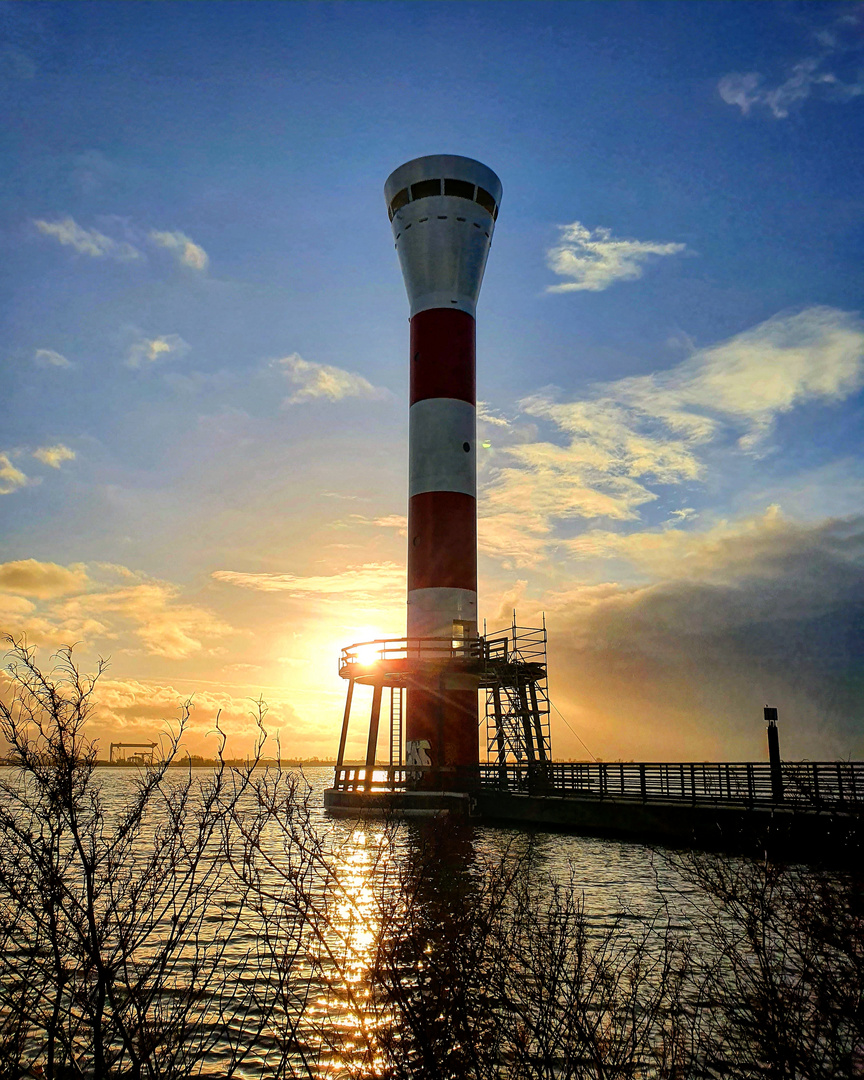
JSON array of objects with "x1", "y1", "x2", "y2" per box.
[
  {"x1": 325, "y1": 155, "x2": 536, "y2": 812},
  {"x1": 384, "y1": 155, "x2": 501, "y2": 785}
]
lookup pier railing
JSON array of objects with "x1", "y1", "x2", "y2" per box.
[
  {"x1": 484, "y1": 760, "x2": 863, "y2": 810},
  {"x1": 330, "y1": 760, "x2": 863, "y2": 811}
]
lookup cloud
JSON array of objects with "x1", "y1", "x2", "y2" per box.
[
  {"x1": 341, "y1": 513, "x2": 408, "y2": 536},
  {"x1": 565, "y1": 505, "x2": 791, "y2": 578},
  {"x1": 480, "y1": 307, "x2": 864, "y2": 566},
  {"x1": 543, "y1": 511, "x2": 864, "y2": 760},
  {"x1": 477, "y1": 402, "x2": 513, "y2": 428},
  {"x1": 275, "y1": 353, "x2": 389, "y2": 405},
  {"x1": 148, "y1": 229, "x2": 209, "y2": 271},
  {"x1": 0, "y1": 559, "x2": 89, "y2": 598},
  {"x1": 493, "y1": 579, "x2": 528, "y2": 624},
  {"x1": 84, "y1": 676, "x2": 302, "y2": 757},
  {"x1": 719, "y1": 8, "x2": 864, "y2": 118},
  {"x1": 213, "y1": 562, "x2": 404, "y2": 606},
  {"x1": 56, "y1": 582, "x2": 233, "y2": 659},
  {"x1": 0, "y1": 454, "x2": 28, "y2": 495},
  {"x1": 0, "y1": 561, "x2": 232, "y2": 659},
  {"x1": 70, "y1": 150, "x2": 126, "y2": 196},
  {"x1": 718, "y1": 61, "x2": 843, "y2": 119},
  {"x1": 607, "y1": 306, "x2": 864, "y2": 449},
  {"x1": 33, "y1": 217, "x2": 140, "y2": 260},
  {"x1": 546, "y1": 221, "x2": 686, "y2": 293},
  {"x1": 34, "y1": 348, "x2": 72, "y2": 368},
  {"x1": 125, "y1": 334, "x2": 190, "y2": 369},
  {"x1": 33, "y1": 444, "x2": 75, "y2": 469},
  {"x1": 0, "y1": 595, "x2": 36, "y2": 622}
]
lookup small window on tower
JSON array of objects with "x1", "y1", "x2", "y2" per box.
[
  {"x1": 444, "y1": 178, "x2": 475, "y2": 200},
  {"x1": 389, "y1": 188, "x2": 410, "y2": 217},
  {"x1": 410, "y1": 178, "x2": 442, "y2": 201},
  {"x1": 452, "y1": 620, "x2": 472, "y2": 653},
  {"x1": 475, "y1": 187, "x2": 496, "y2": 216}
]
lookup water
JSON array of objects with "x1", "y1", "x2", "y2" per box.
[{"x1": 5, "y1": 765, "x2": 735, "y2": 1077}]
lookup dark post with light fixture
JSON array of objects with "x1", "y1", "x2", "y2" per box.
[{"x1": 765, "y1": 706, "x2": 783, "y2": 802}]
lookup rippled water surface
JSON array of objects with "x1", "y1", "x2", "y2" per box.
[{"x1": 89, "y1": 766, "x2": 706, "y2": 1077}]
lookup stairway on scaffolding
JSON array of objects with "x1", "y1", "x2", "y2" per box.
[{"x1": 483, "y1": 614, "x2": 552, "y2": 791}]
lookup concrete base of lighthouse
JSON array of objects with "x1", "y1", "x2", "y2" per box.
[{"x1": 323, "y1": 787, "x2": 472, "y2": 818}]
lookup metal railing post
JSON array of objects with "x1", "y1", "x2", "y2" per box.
[
  {"x1": 364, "y1": 681, "x2": 383, "y2": 792},
  {"x1": 336, "y1": 678, "x2": 354, "y2": 774}
]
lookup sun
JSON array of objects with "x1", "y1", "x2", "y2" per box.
[
  {"x1": 354, "y1": 642, "x2": 383, "y2": 667},
  {"x1": 336, "y1": 625, "x2": 395, "y2": 668}
]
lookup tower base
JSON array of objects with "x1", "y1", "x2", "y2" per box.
[{"x1": 323, "y1": 787, "x2": 472, "y2": 818}]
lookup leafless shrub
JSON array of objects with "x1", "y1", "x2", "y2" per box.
[
  {"x1": 219, "y1": 758, "x2": 398, "y2": 1077},
  {"x1": 2, "y1": 636, "x2": 861, "y2": 1080},
  {"x1": 669, "y1": 851, "x2": 864, "y2": 1080},
  {"x1": 359, "y1": 825, "x2": 699, "y2": 1080},
  {"x1": 0, "y1": 637, "x2": 270, "y2": 1079}
]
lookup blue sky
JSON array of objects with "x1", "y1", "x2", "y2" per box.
[{"x1": 2, "y1": 0, "x2": 864, "y2": 761}]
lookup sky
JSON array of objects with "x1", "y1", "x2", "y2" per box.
[{"x1": 2, "y1": 0, "x2": 864, "y2": 763}]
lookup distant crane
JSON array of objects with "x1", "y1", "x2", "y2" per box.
[{"x1": 109, "y1": 742, "x2": 158, "y2": 765}]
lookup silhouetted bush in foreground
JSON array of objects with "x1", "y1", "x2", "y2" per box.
[{"x1": 1, "y1": 638, "x2": 861, "y2": 1079}]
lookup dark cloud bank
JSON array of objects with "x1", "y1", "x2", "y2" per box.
[{"x1": 547, "y1": 515, "x2": 864, "y2": 762}]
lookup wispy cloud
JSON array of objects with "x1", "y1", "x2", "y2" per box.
[
  {"x1": 34, "y1": 348, "x2": 72, "y2": 368},
  {"x1": 0, "y1": 560, "x2": 233, "y2": 659},
  {"x1": 125, "y1": 334, "x2": 190, "y2": 369},
  {"x1": 57, "y1": 582, "x2": 232, "y2": 659},
  {"x1": 564, "y1": 505, "x2": 794, "y2": 579},
  {"x1": 480, "y1": 307, "x2": 864, "y2": 566},
  {"x1": 0, "y1": 454, "x2": 28, "y2": 495},
  {"x1": 477, "y1": 402, "x2": 512, "y2": 428},
  {"x1": 275, "y1": 353, "x2": 389, "y2": 405},
  {"x1": 213, "y1": 562, "x2": 404, "y2": 605},
  {"x1": 546, "y1": 221, "x2": 686, "y2": 293},
  {"x1": 148, "y1": 229, "x2": 209, "y2": 271},
  {"x1": 607, "y1": 306, "x2": 864, "y2": 449},
  {"x1": 340, "y1": 513, "x2": 407, "y2": 535},
  {"x1": 719, "y1": 7, "x2": 864, "y2": 119},
  {"x1": 33, "y1": 217, "x2": 140, "y2": 260},
  {"x1": 33, "y1": 444, "x2": 75, "y2": 468}
]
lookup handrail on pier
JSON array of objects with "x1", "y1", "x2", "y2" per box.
[{"x1": 330, "y1": 760, "x2": 863, "y2": 811}]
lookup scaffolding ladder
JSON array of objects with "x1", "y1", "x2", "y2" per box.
[{"x1": 484, "y1": 614, "x2": 552, "y2": 771}]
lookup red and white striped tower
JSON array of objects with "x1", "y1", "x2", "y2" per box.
[{"x1": 384, "y1": 155, "x2": 502, "y2": 787}]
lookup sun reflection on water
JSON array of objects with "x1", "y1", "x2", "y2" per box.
[{"x1": 301, "y1": 825, "x2": 396, "y2": 1076}]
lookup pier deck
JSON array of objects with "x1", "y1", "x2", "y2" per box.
[{"x1": 324, "y1": 760, "x2": 863, "y2": 863}]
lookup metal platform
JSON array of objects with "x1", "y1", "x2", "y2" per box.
[{"x1": 332, "y1": 620, "x2": 552, "y2": 793}]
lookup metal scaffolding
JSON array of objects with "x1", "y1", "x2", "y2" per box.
[
  {"x1": 483, "y1": 614, "x2": 551, "y2": 772},
  {"x1": 330, "y1": 614, "x2": 552, "y2": 792}
]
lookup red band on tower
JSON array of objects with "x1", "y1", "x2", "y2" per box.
[
  {"x1": 407, "y1": 490, "x2": 476, "y2": 593},
  {"x1": 410, "y1": 309, "x2": 476, "y2": 406}
]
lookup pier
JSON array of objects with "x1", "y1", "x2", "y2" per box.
[{"x1": 324, "y1": 625, "x2": 863, "y2": 863}]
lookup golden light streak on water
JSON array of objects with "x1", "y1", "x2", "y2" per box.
[{"x1": 301, "y1": 824, "x2": 395, "y2": 1076}]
